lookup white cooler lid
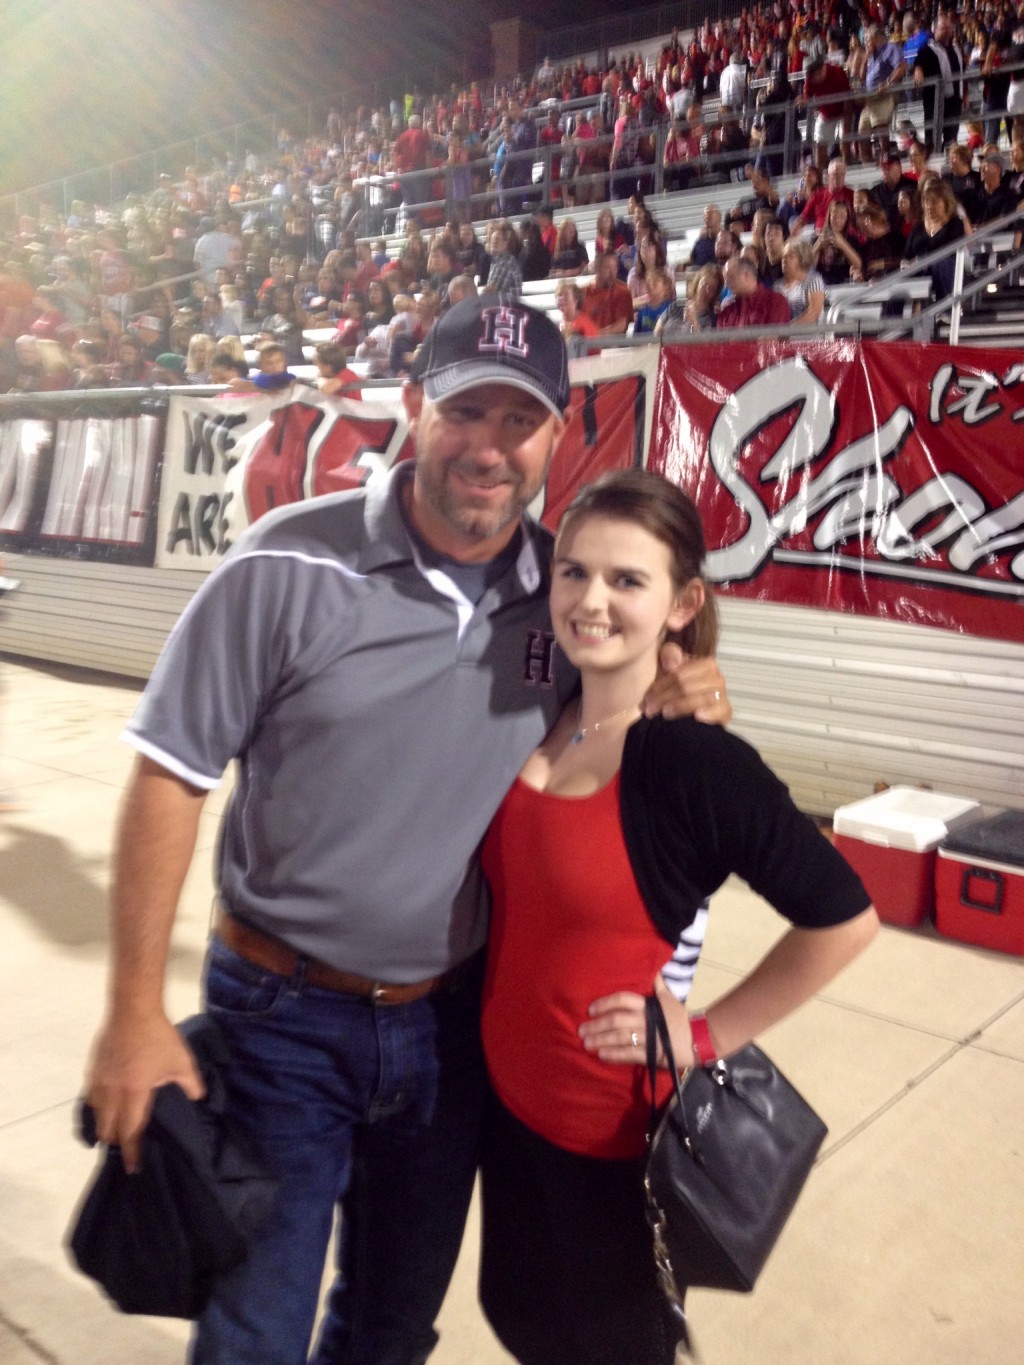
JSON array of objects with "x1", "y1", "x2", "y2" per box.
[{"x1": 833, "y1": 786, "x2": 980, "y2": 852}]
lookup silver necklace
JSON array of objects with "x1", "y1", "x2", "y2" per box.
[{"x1": 570, "y1": 701, "x2": 640, "y2": 745}]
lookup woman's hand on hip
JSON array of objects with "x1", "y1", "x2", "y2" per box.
[{"x1": 579, "y1": 975, "x2": 694, "y2": 1070}]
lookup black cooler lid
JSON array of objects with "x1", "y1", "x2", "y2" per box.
[{"x1": 940, "y1": 809, "x2": 1024, "y2": 868}]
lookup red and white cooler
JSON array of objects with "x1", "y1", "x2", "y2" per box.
[
  {"x1": 833, "y1": 787, "x2": 980, "y2": 927},
  {"x1": 936, "y1": 810, "x2": 1024, "y2": 956}
]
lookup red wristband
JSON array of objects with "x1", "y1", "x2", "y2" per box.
[{"x1": 688, "y1": 1012, "x2": 718, "y2": 1066}]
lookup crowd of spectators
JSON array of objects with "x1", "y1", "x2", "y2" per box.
[
  {"x1": 654, "y1": 126, "x2": 1022, "y2": 334},
  {"x1": 492, "y1": 0, "x2": 1024, "y2": 196},
  {"x1": 1, "y1": 1, "x2": 1023, "y2": 391}
]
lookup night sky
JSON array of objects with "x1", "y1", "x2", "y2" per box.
[{"x1": 3, "y1": 0, "x2": 642, "y2": 196}]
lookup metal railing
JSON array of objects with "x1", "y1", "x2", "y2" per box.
[
  {"x1": 825, "y1": 208, "x2": 1023, "y2": 343},
  {"x1": 906, "y1": 214, "x2": 1022, "y2": 346},
  {"x1": 0, "y1": 318, "x2": 936, "y2": 426},
  {"x1": 0, "y1": 379, "x2": 380, "y2": 417},
  {"x1": 577, "y1": 320, "x2": 905, "y2": 349},
  {"x1": 352, "y1": 60, "x2": 1024, "y2": 236},
  {"x1": 356, "y1": 121, "x2": 762, "y2": 237}
]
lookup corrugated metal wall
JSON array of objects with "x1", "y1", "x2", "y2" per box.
[
  {"x1": 1, "y1": 553, "x2": 194, "y2": 681},
  {"x1": 3, "y1": 550, "x2": 1022, "y2": 817},
  {"x1": 718, "y1": 597, "x2": 1024, "y2": 816}
]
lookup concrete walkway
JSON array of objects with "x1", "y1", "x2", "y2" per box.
[{"x1": 1, "y1": 656, "x2": 1022, "y2": 1364}]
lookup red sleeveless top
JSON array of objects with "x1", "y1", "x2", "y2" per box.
[{"x1": 481, "y1": 773, "x2": 674, "y2": 1159}]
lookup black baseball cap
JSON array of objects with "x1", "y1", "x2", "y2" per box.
[{"x1": 410, "y1": 295, "x2": 571, "y2": 418}]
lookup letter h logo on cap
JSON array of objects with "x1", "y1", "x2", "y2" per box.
[
  {"x1": 413, "y1": 295, "x2": 570, "y2": 419},
  {"x1": 478, "y1": 306, "x2": 530, "y2": 358}
]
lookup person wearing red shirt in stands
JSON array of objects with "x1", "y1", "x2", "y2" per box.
[
  {"x1": 313, "y1": 341, "x2": 362, "y2": 398},
  {"x1": 392, "y1": 115, "x2": 434, "y2": 211},
  {"x1": 571, "y1": 111, "x2": 604, "y2": 206},
  {"x1": 256, "y1": 256, "x2": 290, "y2": 315},
  {"x1": 555, "y1": 280, "x2": 600, "y2": 357},
  {"x1": 582, "y1": 250, "x2": 635, "y2": 334},
  {"x1": 0, "y1": 264, "x2": 38, "y2": 347},
  {"x1": 801, "y1": 56, "x2": 852, "y2": 171},
  {"x1": 794, "y1": 158, "x2": 855, "y2": 232},
  {"x1": 27, "y1": 288, "x2": 68, "y2": 342},
  {"x1": 716, "y1": 255, "x2": 791, "y2": 327},
  {"x1": 539, "y1": 109, "x2": 565, "y2": 201},
  {"x1": 535, "y1": 205, "x2": 558, "y2": 256},
  {"x1": 351, "y1": 241, "x2": 379, "y2": 296}
]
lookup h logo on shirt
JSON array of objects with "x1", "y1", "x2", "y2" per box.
[
  {"x1": 479, "y1": 307, "x2": 530, "y2": 358},
  {"x1": 524, "y1": 629, "x2": 556, "y2": 687}
]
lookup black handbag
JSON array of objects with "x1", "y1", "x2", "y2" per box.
[{"x1": 643, "y1": 995, "x2": 827, "y2": 1329}]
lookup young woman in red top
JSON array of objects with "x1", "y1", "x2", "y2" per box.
[{"x1": 479, "y1": 470, "x2": 878, "y2": 1364}]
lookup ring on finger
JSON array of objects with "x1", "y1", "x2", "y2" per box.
[{"x1": 630, "y1": 1031, "x2": 639, "y2": 1048}]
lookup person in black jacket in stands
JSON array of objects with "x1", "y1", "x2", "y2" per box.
[
  {"x1": 902, "y1": 179, "x2": 966, "y2": 301},
  {"x1": 943, "y1": 143, "x2": 982, "y2": 224},
  {"x1": 519, "y1": 219, "x2": 553, "y2": 282},
  {"x1": 872, "y1": 153, "x2": 916, "y2": 229},
  {"x1": 972, "y1": 151, "x2": 1022, "y2": 225},
  {"x1": 455, "y1": 221, "x2": 488, "y2": 281},
  {"x1": 913, "y1": 11, "x2": 965, "y2": 154}
]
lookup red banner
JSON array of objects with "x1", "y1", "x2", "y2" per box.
[
  {"x1": 535, "y1": 366, "x2": 649, "y2": 531},
  {"x1": 652, "y1": 339, "x2": 1024, "y2": 643}
]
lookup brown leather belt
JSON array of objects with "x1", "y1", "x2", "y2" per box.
[{"x1": 214, "y1": 909, "x2": 456, "y2": 1006}]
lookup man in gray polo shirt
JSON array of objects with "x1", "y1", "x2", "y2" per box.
[{"x1": 86, "y1": 296, "x2": 730, "y2": 1364}]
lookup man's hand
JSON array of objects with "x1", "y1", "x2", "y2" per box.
[
  {"x1": 642, "y1": 642, "x2": 732, "y2": 724},
  {"x1": 86, "y1": 1012, "x2": 205, "y2": 1173},
  {"x1": 84, "y1": 755, "x2": 209, "y2": 1170}
]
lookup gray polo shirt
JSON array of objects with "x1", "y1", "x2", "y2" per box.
[{"x1": 126, "y1": 463, "x2": 576, "y2": 979}]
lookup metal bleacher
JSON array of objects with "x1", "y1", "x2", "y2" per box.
[
  {"x1": 506, "y1": 157, "x2": 1018, "y2": 335},
  {"x1": 367, "y1": 130, "x2": 1022, "y2": 345}
]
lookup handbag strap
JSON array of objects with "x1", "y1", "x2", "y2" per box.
[
  {"x1": 645, "y1": 994, "x2": 691, "y2": 1132},
  {"x1": 644, "y1": 995, "x2": 701, "y2": 1361},
  {"x1": 644, "y1": 995, "x2": 660, "y2": 1135}
]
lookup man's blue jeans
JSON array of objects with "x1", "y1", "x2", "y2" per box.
[{"x1": 189, "y1": 939, "x2": 486, "y2": 1365}]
